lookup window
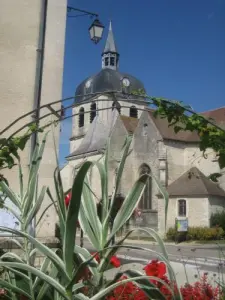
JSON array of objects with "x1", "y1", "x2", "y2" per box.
[
  {"x1": 105, "y1": 57, "x2": 109, "y2": 66},
  {"x1": 90, "y1": 102, "x2": 96, "y2": 123},
  {"x1": 78, "y1": 107, "x2": 84, "y2": 128},
  {"x1": 178, "y1": 199, "x2": 186, "y2": 217},
  {"x1": 130, "y1": 106, "x2": 138, "y2": 118},
  {"x1": 112, "y1": 101, "x2": 121, "y2": 114},
  {"x1": 110, "y1": 57, "x2": 115, "y2": 66},
  {"x1": 139, "y1": 164, "x2": 152, "y2": 210}
]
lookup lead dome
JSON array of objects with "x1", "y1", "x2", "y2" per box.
[{"x1": 75, "y1": 21, "x2": 145, "y2": 103}]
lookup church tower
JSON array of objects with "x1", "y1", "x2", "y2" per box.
[
  {"x1": 69, "y1": 21, "x2": 147, "y2": 159},
  {"x1": 102, "y1": 21, "x2": 119, "y2": 70}
]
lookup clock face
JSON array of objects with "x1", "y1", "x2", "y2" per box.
[
  {"x1": 122, "y1": 78, "x2": 130, "y2": 87},
  {"x1": 85, "y1": 80, "x2": 92, "y2": 89}
]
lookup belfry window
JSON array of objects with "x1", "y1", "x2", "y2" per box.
[
  {"x1": 105, "y1": 57, "x2": 109, "y2": 66},
  {"x1": 178, "y1": 199, "x2": 186, "y2": 217},
  {"x1": 112, "y1": 101, "x2": 121, "y2": 114},
  {"x1": 110, "y1": 57, "x2": 115, "y2": 66},
  {"x1": 78, "y1": 107, "x2": 85, "y2": 128},
  {"x1": 130, "y1": 106, "x2": 138, "y2": 118},
  {"x1": 90, "y1": 102, "x2": 97, "y2": 123},
  {"x1": 139, "y1": 164, "x2": 152, "y2": 210}
]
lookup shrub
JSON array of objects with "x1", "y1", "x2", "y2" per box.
[
  {"x1": 166, "y1": 226, "x2": 224, "y2": 241},
  {"x1": 211, "y1": 210, "x2": 225, "y2": 231}
]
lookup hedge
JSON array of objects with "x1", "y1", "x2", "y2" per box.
[{"x1": 166, "y1": 226, "x2": 224, "y2": 241}]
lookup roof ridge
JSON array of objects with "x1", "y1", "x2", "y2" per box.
[
  {"x1": 189, "y1": 167, "x2": 211, "y2": 194},
  {"x1": 201, "y1": 106, "x2": 225, "y2": 114}
]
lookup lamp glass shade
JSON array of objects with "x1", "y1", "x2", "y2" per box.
[{"x1": 89, "y1": 19, "x2": 104, "y2": 44}]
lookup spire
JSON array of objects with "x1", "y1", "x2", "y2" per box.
[
  {"x1": 102, "y1": 21, "x2": 119, "y2": 70},
  {"x1": 104, "y1": 21, "x2": 117, "y2": 53}
]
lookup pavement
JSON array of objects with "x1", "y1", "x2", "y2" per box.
[{"x1": 76, "y1": 235, "x2": 225, "y2": 286}]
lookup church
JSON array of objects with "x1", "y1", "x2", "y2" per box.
[{"x1": 61, "y1": 22, "x2": 225, "y2": 236}]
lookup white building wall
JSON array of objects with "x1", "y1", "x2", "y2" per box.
[
  {"x1": 166, "y1": 197, "x2": 209, "y2": 230},
  {"x1": 0, "y1": 0, "x2": 67, "y2": 238}
]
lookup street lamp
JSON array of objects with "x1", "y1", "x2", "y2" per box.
[
  {"x1": 89, "y1": 19, "x2": 105, "y2": 44},
  {"x1": 67, "y1": 6, "x2": 105, "y2": 44}
]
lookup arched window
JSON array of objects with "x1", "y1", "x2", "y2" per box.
[
  {"x1": 178, "y1": 199, "x2": 186, "y2": 217},
  {"x1": 130, "y1": 106, "x2": 138, "y2": 118},
  {"x1": 78, "y1": 107, "x2": 84, "y2": 128},
  {"x1": 90, "y1": 102, "x2": 96, "y2": 123},
  {"x1": 112, "y1": 101, "x2": 121, "y2": 114},
  {"x1": 139, "y1": 164, "x2": 152, "y2": 210}
]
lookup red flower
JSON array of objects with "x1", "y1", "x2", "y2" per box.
[
  {"x1": 110, "y1": 256, "x2": 121, "y2": 268},
  {"x1": 91, "y1": 253, "x2": 121, "y2": 268},
  {"x1": 64, "y1": 192, "x2": 71, "y2": 208},
  {"x1": 143, "y1": 260, "x2": 166, "y2": 278}
]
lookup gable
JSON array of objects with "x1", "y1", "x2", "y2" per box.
[{"x1": 120, "y1": 115, "x2": 139, "y2": 134}]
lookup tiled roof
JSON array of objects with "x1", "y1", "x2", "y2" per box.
[
  {"x1": 148, "y1": 110, "x2": 199, "y2": 142},
  {"x1": 167, "y1": 167, "x2": 225, "y2": 197},
  {"x1": 148, "y1": 106, "x2": 225, "y2": 142},
  {"x1": 201, "y1": 107, "x2": 225, "y2": 128},
  {"x1": 120, "y1": 115, "x2": 139, "y2": 133}
]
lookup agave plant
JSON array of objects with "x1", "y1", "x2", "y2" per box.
[{"x1": 0, "y1": 132, "x2": 181, "y2": 300}]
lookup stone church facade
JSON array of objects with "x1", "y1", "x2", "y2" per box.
[{"x1": 61, "y1": 22, "x2": 225, "y2": 236}]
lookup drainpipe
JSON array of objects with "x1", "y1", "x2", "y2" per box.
[
  {"x1": 30, "y1": 0, "x2": 48, "y2": 238},
  {"x1": 31, "y1": 0, "x2": 48, "y2": 147}
]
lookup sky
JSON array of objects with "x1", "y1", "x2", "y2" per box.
[{"x1": 60, "y1": 0, "x2": 225, "y2": 166}]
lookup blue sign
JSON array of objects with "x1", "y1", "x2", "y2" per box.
[{"x1": 176, "y1": 218, "x2": 188, "y2": 232}]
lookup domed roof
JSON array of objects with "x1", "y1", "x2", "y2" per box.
[
  {"x1": 75, "y1": 68, "x2": 145, "y2": 103},
  {"x1": 75, "y1": 21, "x2": 145, "y2": 103}
]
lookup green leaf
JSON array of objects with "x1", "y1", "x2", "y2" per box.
[
  {"x1": 0, "y1": 180, "x2": 20, "y2": 208},
  {"x1": 72, "y1": 283, "x2": 85, "y2": 292},
  {"x1": 82, "y1": 178, "x2": 102, "y2": 245},
  {"x1": 218, "y1": 153, "x2": 225, "y2": 169},
  {"x1": 74, "y1": 294, "x2": 89, "y2": 300},
  {"x1": 79, "y1": 203, "x2": 100, "y2": 250},
  {"x1": 33, "y1": 256, "x2": 51, "y2": 290},
  {"x1": 110, "y1": 174, "x2": 148, "y2": 238},
  {"x1": 63, "y1": 161, "x2": 92, "y2": 277},
  {"x1": 0, "y1": 279, "x2": 31, "y2": 299},
  {"x1": 3, "y1": 266, "x2": 30, "y2": 282},
  {"x1": 74, "y1": 245, "x2": 99, "y2": 281},
  {"x1": 1, "y1": 252, "x2": 24, "y2": 263},
  {"x1": 36, "y1": 263, "x2": 58, "y2": 300},
  {"x1": 24, "y1": 186, "x2": 47, "y2": 229},
  {"x1": 0, "y1": 262, "x2": 69, "y2": 300},
  {"x1": 0, "y1": 227, "x2": 69, "y2": 280}
]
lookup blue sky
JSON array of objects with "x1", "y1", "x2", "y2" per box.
[{"x1": 60, "y1": 0, "x2": 225, "y2": 166}]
